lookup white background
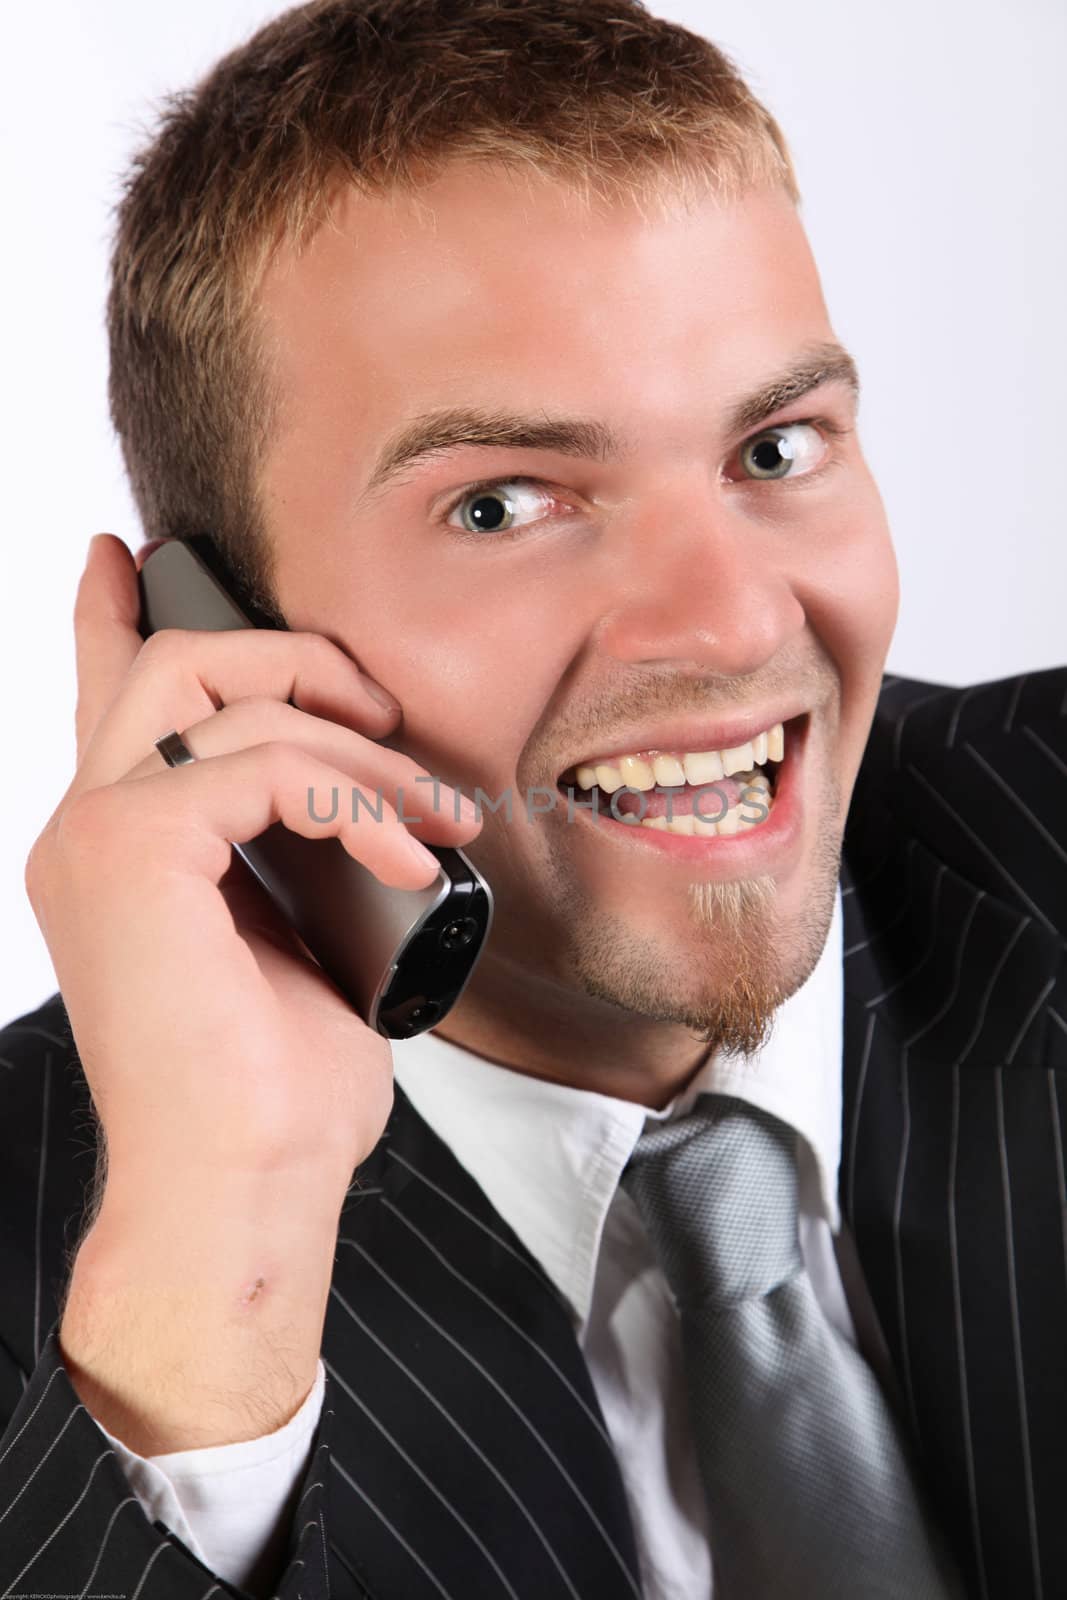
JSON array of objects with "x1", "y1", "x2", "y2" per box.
[{"x1": 1, "y1": 0, "x2": 1063, "y2": 1019}]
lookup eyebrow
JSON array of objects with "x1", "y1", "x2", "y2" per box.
[{"x1": 359, "y1": 339, "x2": 860, "y2": 500}]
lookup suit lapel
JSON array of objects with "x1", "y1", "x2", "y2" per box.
[
  {"x1": 323, "y1": 667, "x2": 1067, "y2": 1600},
  {"x1": 12, "y1": 672, "x2": 1064, "y2": 1599},
  {"x1": 839, "y1": 668, "x2": 1067, "y2": 1600},
  {"x1": 319, "y1": 1085, "x2": 644, "y2": 1600}
]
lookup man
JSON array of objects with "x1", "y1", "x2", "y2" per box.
[{"x1": 0, "y1": 1, "x2": 1062, "y2": 1595}]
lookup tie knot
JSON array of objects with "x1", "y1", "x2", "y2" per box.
[{"x1": 620, "y1": 1093, "x2": 802, "y2": 1310}]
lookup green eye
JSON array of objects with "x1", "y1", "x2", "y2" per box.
[
  {"x1": 741, "y1": 428, "x2": 797, "y2": 480},
  {"x1": 457, "y1": 487, "x2": 518, "y2": 533},
  {"x1": 738, "y1": 422, "x2": 825, "y2": 481},
  {"x1": 446, "y1": 478, "x2": 557, "y2": 537}
]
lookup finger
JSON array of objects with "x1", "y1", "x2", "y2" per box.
[
  {"x1": 72, "y1": 626, "x2": 403, "y2": 800},
  {"x1": 118, "y1": 697, "x2": 481, "y2": 842},
  {"x1": 73, "y1": 534, "x2": 144, "y2": 766},
  {"x1": 65, "y1": 741, "x2": 445, "y2": 892}
]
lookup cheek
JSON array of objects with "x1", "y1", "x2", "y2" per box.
[
  {"x1": 810, "y1": 519, "x2": 898, "y2": 668},
  {"x1": 328, "y1": 551, "x2": 581, "y2": 789},
  {"x1": 793, "y1": 481, "x2": 899, "y2": 755}
]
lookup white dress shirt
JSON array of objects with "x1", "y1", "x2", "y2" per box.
[{"x1": 99, "y1": 887, "x2": 862, "y2": 1598}]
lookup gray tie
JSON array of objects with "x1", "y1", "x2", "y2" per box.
[{"x1": 620, "y1": 1092, "x2": 966, "y2": 1599}]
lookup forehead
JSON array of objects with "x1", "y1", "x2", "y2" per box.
[{"x1": 256, "y1": 163, "x2": 831, "y2": 430}]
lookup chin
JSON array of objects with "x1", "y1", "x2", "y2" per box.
[{"x1": 565, "y1": 833, "x2": 842, "y2": 1058}]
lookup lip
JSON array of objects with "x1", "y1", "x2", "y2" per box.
[
  {"x1": 557, "y1": 704, "x2": 810, "y2": 780},
  {"x1": 561, "y1": 712, "x2": 810, "y2": 872}
]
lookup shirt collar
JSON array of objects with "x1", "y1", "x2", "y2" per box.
[{"x1": 392, "y1": 885, "x2": 843, "y2": 1329}]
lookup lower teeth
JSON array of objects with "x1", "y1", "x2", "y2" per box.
[{"x1": 626, "y1": 767, "x2": 774, "y2": 837}]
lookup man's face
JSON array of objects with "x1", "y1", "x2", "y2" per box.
[{"x1": 257, "y1": 163, "x2": 898, "y2": 1050}]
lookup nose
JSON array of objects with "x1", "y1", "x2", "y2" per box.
[{"x1": 593, "y1": 486, "x2": 805, "y2": 677}]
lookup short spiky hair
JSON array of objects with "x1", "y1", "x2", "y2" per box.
[{"x1": 107, "y1": 0, "x2": 798, "y2": 613}]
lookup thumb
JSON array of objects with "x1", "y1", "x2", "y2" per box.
[{"x1": 73, "y1": 533, "x2": 146, "y2": 768}]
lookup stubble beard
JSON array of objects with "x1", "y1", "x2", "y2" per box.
[{"x1": 563, "y1": 780, "x2": 845, "y2": 1062}]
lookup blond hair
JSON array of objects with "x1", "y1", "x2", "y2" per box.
[{"x1": 107, "y1": 0, "x2": 798, "y2": 613}]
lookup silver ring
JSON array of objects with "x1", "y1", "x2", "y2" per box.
[{"x1": 154, "y1": 729, "x2": 197, "y2": 768}]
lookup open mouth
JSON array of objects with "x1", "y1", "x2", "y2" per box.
[{"x1": 556, "y1": 714, "x2": 804, "y2": 839}]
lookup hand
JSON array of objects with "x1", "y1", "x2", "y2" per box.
[{"x1": 24, "y1": 533, "x2": 481, "y2": 1449}]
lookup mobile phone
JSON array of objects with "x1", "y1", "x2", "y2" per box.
[{"x1": 137, "y1": 535, "x2": 493, "y2": 1039}]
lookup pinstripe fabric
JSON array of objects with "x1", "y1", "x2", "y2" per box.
[
  {"x1": 0, "y1": 1015, "x2": 641, "y2": 1598},
  {"x1": 841, "y1": 666, "x2": 1067, "y2": 1600},
  {"x1": 0, "y1": 663, "x2": 1063, "y2": 1598}
]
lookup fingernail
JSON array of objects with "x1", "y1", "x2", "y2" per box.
[
  {"x1": 456, "y1": 792, "x2": 479, "y2": 821},
  {"x1": 87, "y1": 533, "x2": 104, "y2": 560},
  {"x1": 361, "y1": 674, "x2": 401, "y2": 715}
]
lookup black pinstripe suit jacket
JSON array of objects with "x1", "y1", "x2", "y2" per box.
[{"x1": 1, "y1": 665, "x2": 1064, "y2": 1600}]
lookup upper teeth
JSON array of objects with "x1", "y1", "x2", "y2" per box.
[{"x1": 572, "y1": 721, "x2": 785, "y2": 793}]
